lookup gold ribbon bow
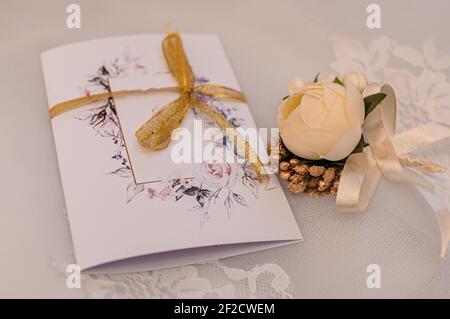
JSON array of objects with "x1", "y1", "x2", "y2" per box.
[
  {"x1": 337, "y1": 84, "x2": 450, "y2": 257},
  {"x1": 49, "y1": 31, "x2": 267, "y2": 181}
]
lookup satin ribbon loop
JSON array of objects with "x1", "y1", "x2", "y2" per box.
[{"x1": 363, "y1": 85, "x2": 407, "y2": 182}]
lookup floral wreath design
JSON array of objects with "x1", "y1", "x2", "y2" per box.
[{"x1": 74, "y1": 48, "x2": 259, "y2": 223}]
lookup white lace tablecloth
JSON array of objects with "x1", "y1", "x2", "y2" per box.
[{"x1": 1, "y1": 0, "x2": 449, "y2": 298}]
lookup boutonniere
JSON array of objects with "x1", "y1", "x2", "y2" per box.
[{"x1": 277, "y1": 72, "x2": 450, "y2": 257}]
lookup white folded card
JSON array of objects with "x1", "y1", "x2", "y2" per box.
[{"x1": 41, "y1": 34, "x2": 302, "y2": 273}]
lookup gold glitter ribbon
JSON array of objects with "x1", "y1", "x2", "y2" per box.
[
  {"x1": 336, "y1": 84, "x2": 450, "y2": 257},
  {"x1": 49, "y1": 31, "x2": 267, "y2": 181}
]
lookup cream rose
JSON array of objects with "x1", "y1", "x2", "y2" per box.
[
  {"x1": 277, "y1": 76, "x2": 365, "y2": 161},
  {"x1": 343, "y1": 72, "x2": 368, "y2": 92}
]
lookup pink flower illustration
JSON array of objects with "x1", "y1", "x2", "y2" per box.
[
  {"x1": 205, "y1": 163, "x2": 232, "y2": 178},
  {"x1": 180, "y1": 178, "x2": 193, "y2": 188},
  {"x1": 158, "y1": 185, "x2": 173, "y2": 201},
  {"x1": 135, "y1": 63, "x2": 146, "y2": 70},
  {"x1": 147, "y1": 188, "x2": 157, "y2": 199},
  {"x1": 201, "y1": 162, "x2": 237, "y2": 188}
]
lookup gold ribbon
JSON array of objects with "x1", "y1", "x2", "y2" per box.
[
  {"x1": 337, "y1": 84, "x2": 450, "y2": 257},
  {"x1": 49, "y1": 31, "x2": 267, "y2": 181}
]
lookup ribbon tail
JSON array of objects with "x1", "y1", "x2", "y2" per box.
[
  {"x1": 437, "y1": 211, "x2": 450, "y2": 257},
  {"x1": 361, "y1": 84, "x2": 450, "y2": 256},
  {"x1": 194, "y1": 84, "x2": 246, "y2": 102},
  {"x1": 392, "y1": 123, "x2": 450, "y2": 257},
  {"x1": 393, "y1": 123, "x2": 450, "y2": 156},
  {"x1": 190, "y1": 96, "x2": 267, "y2": 181},
  {"x1": 135, "y1": 93, "x2": 190, "y2": 150},
  {"x1": 336, "y1": 148, "x2": 382, "y2": 212},
  {"x1": 162, "y1": 32, "x2": 196, "y2": 90}
]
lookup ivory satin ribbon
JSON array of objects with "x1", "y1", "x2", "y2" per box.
[{"x1": 337, "y1": 84, "x2": 450, "y2": 257}]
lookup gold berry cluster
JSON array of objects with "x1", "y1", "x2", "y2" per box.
[{"x1": 277, "y1": 142, "x2": 341, "y2": 196}]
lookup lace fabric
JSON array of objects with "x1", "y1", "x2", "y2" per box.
[{"x1": 51, "y1": 257, "x2": 292, "y2": 299}]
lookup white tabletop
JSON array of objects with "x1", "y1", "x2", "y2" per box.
[{"x1": 1, "y1": 0, "x2": 449, "y2": 298}]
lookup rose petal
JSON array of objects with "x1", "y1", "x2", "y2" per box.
[
  {"x1": 323, "y1": 82, "x2": 346, "y2": 100},
  {"x1": 322, "y1": 125, "x2": 362, "y2": 161},
  {"x1": 301, "y1": 128, "x2": 339, "y2": 156},
  {"x1": 281, "y1": 126, "x2": 338, "y2": 160},
  {"x1": 344, "y1": 82, "x2": 365, "y2": 126},
  {"x1": 288, "y1": 80, "x2": 305, "y2": 95},
  {"x1": 277, "y1": 93, "x2": 302, "y2": 120},
  {"x1": 319, "y1": 95, "x2": 349, "y2": 134},
  {"x1": 280, "y1": 127, "x2": 321, "y2": 160},
  {"x1": 299, "y1": 94, "x2": 327, "y2": 128}
]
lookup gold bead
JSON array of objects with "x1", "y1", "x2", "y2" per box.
[
  {"x1": 289, "y1": 174, "x2": 304, "y2": 184},
  {"x1": 279, "y1": 171, "x2": 291, "y2": 180},
  {"x1": 323, "y1": 167, "x2": 336, "y2": 184},
  {"x1": 294, "y1": 164, "x2": 308, "y2": 176},
  {"x1": 287, "y1": 181, "x2": 306, "y2": 194},
  {"x1": 289, "y1": 158, "x2": 301, "y2": 166},
  {"x1": 279, "y1": 161, "x2": 290, "y2": 171},
  {"x1": 309, "y1": 165, "x2": 325, "y2": 177},
  {"x1": 318, "y1": 180, "x2": 329, "y2": 192},
  {"x1": 307, "y1": 177, "x2": 320, "y2": 188}
]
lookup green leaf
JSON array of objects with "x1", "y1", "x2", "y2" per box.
[
  {"x1": 364, "y1": 93, "x2": 386, "y2": 117},
  {"x1": 351, "y1": 135, "x2": 368, "y2": 155},
  {"x1": 313, "y1": 72, "x2": 320, "y2": 83},
  {"x1": 332, "y1": 76, "x2": 344, "y2": 86}
]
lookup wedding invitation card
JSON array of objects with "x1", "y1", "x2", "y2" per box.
[{"x1": 41, "y1": 34, "x2": 302, "y2": 273}]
